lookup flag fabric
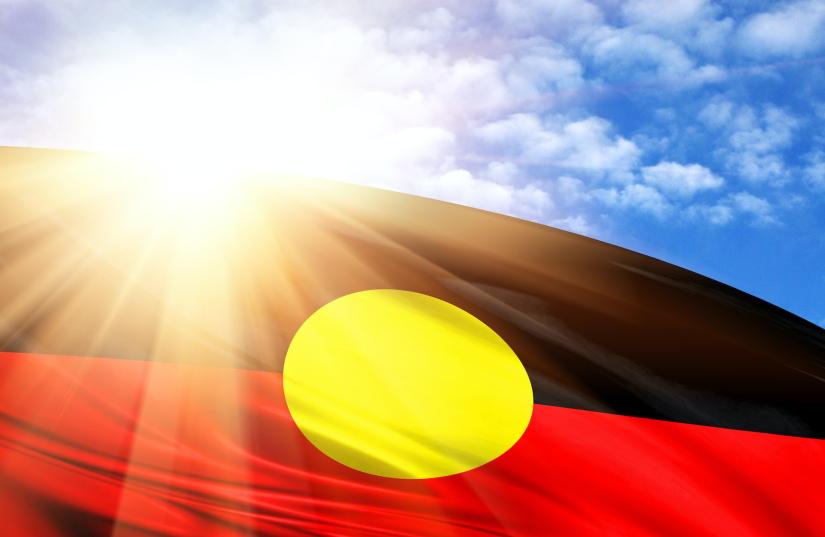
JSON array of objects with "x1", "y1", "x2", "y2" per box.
[{"x1": 0, "y1": 147, "x2": 824, "y2": 536}]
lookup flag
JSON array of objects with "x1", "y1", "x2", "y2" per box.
[{"x1": 0, "y1": 147, "x2": 823, "y2": 536}]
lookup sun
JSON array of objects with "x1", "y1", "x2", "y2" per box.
[{"x1": 71, "y1": 54, "x2": 370, "y2": 185}]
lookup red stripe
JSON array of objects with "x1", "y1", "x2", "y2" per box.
[{"x1": 0, "y1": 352, "x2": 823, "y2": 536}]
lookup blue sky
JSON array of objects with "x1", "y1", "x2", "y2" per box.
[{"x1": 1, "y1": 0, "x2": 824, "y2": 325}]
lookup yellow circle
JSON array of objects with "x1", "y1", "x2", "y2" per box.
[{"x1": 282, "y1": 289, "x2": 533, "y2": 479}]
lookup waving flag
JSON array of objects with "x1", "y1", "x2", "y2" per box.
[{"x1": 0, "y1": 147, "x2": 823, "y2": 536}]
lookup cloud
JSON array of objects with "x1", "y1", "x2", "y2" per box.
[
  {"x1": 641, "y1": 161, "x2": 724, "y2": 198},
  {"x1": 622, "y1": 0, "x2": 711, "y2": 28},
  {"x1": 387, "y1": 7, "x2": 457, "y2": 51},
  {"x1": 686, "y1": 203, "x2": 735, "y2": 225},
  {"x1": 494, "y1": 0, "x2": 603, "y2": 38},
  {"x1": 558, "y1": 162, "x2": 772, "y2": 227},
  {"x1": 686, "y1": 192, "x2": 778, "y2": 226},
  {"x1": 550, "y1": 215, "x2": 592, "y2": 235},
  {"x1": 803, "y1": 151, "x2": 825, "y2": 191},
  {"x1": 691, "y1": 17, "x2": 734, "y2": 56},
  {"x1": 727, "y1": 107, "x2": 798, "y2": 184},
  {"x1": 700, "y1": 99, "x2": 799, "y2": 184},
  {"x1": 482, "y1": 161, "x2": 521, "y2": 184},
  {"x1": 0, "y1": 1, "x2": 604, "y2": 231},
  {"x1": 582, "y1": 25, "x2": 725, "y2": 86},
  {"x1": 410, "y1": 168, "x2": 553, "y2": 222},
  {"x1": 0, "y1": 0, "x2": 818, "y2": 238},
  {"x1": 728, "y1": 106, "x2": 798, "y2": 155},
  {"x1": 549, "y1": 174, "x2": 677, "y2": 221},
  {"x1": 555, "y1": 175, "x2": 591, "y2": 205},
  {"x1": 698, "y1": 96, "x2": 735, "y2": 129},
  {"x1": 738, "y1": 0, "x2": 825, "y2": 58},
  {"x1": 617, "y1": 0, "x2": 734, "y2": 58},
  {"x1": 476, "y1": 114, "x2": 640, "y2": 181},
  {"x1": 504, "y1": 41, "x2": 585, "y2": 99},
  {"x1": 727, "y1": 191, "x2": 778, "y2": 225},
  {"x1": 591, "y1": 183, "x2": 673, "y2": 219},
  {"x1": 585, "y1": 27, "x2": 690, "y2": 77}
]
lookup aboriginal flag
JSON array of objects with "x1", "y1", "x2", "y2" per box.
[{"x1": 0, "y1": 147, "x2": 824, "y2": 536}]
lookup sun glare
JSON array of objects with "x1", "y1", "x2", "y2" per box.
[{"x1": 73, "y1": 54, "x2": 370, "y2": 187}]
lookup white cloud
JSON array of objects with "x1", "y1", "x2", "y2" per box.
[
  {"x1": 691, "y1": 17, "x2": 734, "y2": 56},
  {"x1": 728, "y1": 106, "x2": 797, "y2": 155},
  {"x1": 554, "y1": 117, "x2": 641, "y2": 176},
  {"x1": 494, "y1": 0, "x2": 603, "y2": 37},
  {"x1": 410, "y1": 168, "x2": 553, "y2": 222},
  {"x1": 622, "y1": 0, "x2": 710, "y2": 29},
  {"x1": 504, "y1": 41, "x2": 584, "y2": 99},
  {"x1": 550, "y1": 215, "x2": 593, "y2": 235},
  {"x1": 476, "y1": 113, "x2": 640, "y2": 181},
  {"x1": 387, "y1": 7, "x2": 457, "y2": 51},
  {"x1": 555, "y1": 175, "x2": 590, "y2": 205},
  {"x1": 735, "y1": 153, "x2": 788, "y2": 184},
  {"x1": 685, "y1": 64, "x2": 727, "y2": 85},
  {"x1": 475, "y1": 113, "x2": 541, "y2": 146},
  {"x1": 583, "y1": 25, "x2": 725, "y2": 85},
  {"x1": 803, "y1": 151, "x2": 825, "y2": 191},
  {"x1": 385, "y1": 127, "x2": 457, "y2": 164},
  {"x1": 686, "y1": 192, "x2": 777, "y2": 226},
  {"x1": 738, "y1": 0, "x2": 825, "y2": 57},
  {"x1": 727, "y1": 106, "x2": 798, "y2": 183},
  {"x1": 586, "y1": 27, "x2": 691, "y2": 77},
  {"x1": 482, "y1": 161, "x2": 521, "y2": 184},
  {"x1": 730, "y1": 192, "x2": 778, "y2": 225},
  {"x1": 641, "y1": 161, "x2": 724, "y2": 198},
  {"x1": 591, "y1": 183, "x2": 672, "y2": 219},
  {"x1": 698, "y1": 96, "x2": 735, "y2": 129},
  {"x1": 0, "y1": 4, "x2": 568, "y2": 212},
  {"x1": 0, "y1": 0, "x2": 813, "y2": 236},
  {"x1": 0, "y1": 2, "x2": 620, "y2": 230},
  {"x1": 686, "y1": 203, "x2": 735, "y2": 225},
  {"x1": 616, "y1": 0, "x2": 733, "y2": 58},
  {"x1": 557, "y1": 157, "x2": 773, "y2": 227},
  {"x1": 728, "y1": 191, "x2": 778, "y2": 225},
  {"x1": 701, "y1": 99, "x2": 799, "y2": 184}
]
